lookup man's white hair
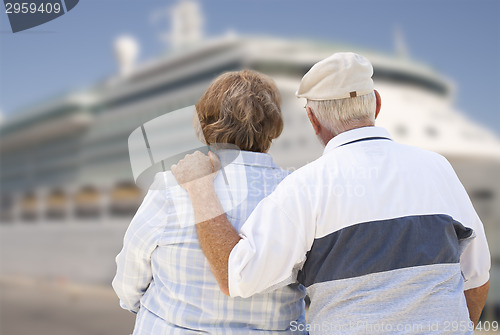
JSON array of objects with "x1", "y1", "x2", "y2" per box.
[{"x1": 306, "y1": 92, "x2": 376, "y2": 135}]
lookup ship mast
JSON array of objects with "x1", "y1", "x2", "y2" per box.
[
  {"x1": 394, "y1": 25, "x2": 409, "y2": 59},
  {"x1": 168, "y1": 0, "x2": 204, "y2": 50}
]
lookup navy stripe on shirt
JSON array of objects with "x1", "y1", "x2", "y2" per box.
[{"x1": 297, "y1": 214, "x2": 473, "y2": 287}]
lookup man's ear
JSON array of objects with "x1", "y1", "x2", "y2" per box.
[
  {"x1": 306, "y1": 107, "x2": 321, "y2": 135},
  {"x1": 374, "y1": 90, "x2": 382, "y2": 119}
]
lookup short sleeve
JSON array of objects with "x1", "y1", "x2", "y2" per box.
[
  {"x1": 439, "y1": 156, "x2": 491, "y2": 290},
  {"x1": 460, "y1": 209, "x2": 491, "y2": 290}
]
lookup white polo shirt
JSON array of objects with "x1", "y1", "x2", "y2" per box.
[{"x1": 228, "y1": 126, "x2": 490, "y2": 335}]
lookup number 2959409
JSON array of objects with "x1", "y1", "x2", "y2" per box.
[{"x1": 5, "y1": 2, "x2": 62, "y2": 14}]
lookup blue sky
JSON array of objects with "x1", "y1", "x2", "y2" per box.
[{"x1": 1, "y1": 0, "x2": 499, "y2": 133}]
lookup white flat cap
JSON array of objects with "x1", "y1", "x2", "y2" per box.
[{"x1": 296, "y1": 52, "x2": 374, "y2": 100}]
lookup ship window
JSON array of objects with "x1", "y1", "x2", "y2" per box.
[
  {"x1": 20, "y1": 192, "x2": 38, "y2": 222},
  {"x1": 280, "y1": 139, "x2": 292, "y2": 150},
  {"x1": 253, "y1": 61, "x2": 308, "y2": 78},
  {"x1": 0, "y1": 195, "x2": 14, "y2": 223},
  {"x1": 298, "y1": 136, "x2": 309, "y2": 147},
  {"x1": 110, "y1": 182, "x2": 142, "y2": 216},
  {"x1": 395, "y1": 125, "x2": 408, "y2": 137},
  {"x1": 373, "y1": 68, "x2": 448, "y2": 96},
  {"x1": 46, "y1": 189, "x2": 67, "y2": 220},
  {"x1": 74, "y1": 186, "x2": 101, "y2": 218},
  {"x1": 470, "y1": 189, "x2": 494, "y2": 201},
  {"x1": 425, "y1": 126, "x2": 439, "y2": 138}
]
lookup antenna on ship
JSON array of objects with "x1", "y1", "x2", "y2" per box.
[
  {"x1": 114, "y1": 35, "x2": 140, "y2": 77},
  {"x1": 394, "y1": 25, "x2": 410, "y2": 59},
  {"x1": 153, "y1": 0, "x2": 204, "y2": 50},
  {"x1": 171, "y1": 0, "x2": 204, "y2": 49}
]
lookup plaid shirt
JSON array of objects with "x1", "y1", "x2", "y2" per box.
[{"x1": 112, "y1": 150, "x2": 306, "y2": 334}]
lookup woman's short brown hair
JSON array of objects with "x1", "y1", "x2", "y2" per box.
[{"x1": 195, "y1": 70, "x2": 283, "y2": 153}]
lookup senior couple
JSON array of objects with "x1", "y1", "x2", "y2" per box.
[{"x1": 113, "y1": 53, "x2": 490, "y2": 334}]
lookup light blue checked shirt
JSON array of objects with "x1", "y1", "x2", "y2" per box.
[{"x1": 113, "y1": 149, "x2": 307, "y2": 334}]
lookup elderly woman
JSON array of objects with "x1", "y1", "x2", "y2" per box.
[{"x1": 113, "y1": 70, "x2": 306, "y2": 334}]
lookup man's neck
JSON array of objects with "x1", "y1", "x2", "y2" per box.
[{"x1": 324, "y1": 122, "x2": 375, "y2": 145}]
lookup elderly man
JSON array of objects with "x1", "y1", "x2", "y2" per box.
[{"x1": 172, "y1": 53, "x2": 490, "y2": 334}]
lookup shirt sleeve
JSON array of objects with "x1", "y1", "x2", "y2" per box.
[
  {"x1": 440, "y1": 156, "x2": 491, "y2": 290},
  {"x1": 112, "y1": 173, "x2": 170, "y2": 313},
  {"x1": 461, "y1": 209, "x2": 491, "y2": 290},
  {"x1": 228, "y1": 173, "x2": 316, "y2": 298}
]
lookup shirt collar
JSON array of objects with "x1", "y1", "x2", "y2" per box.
[
  {"x1": 323, "y1": 126, "x2": 393, "y2": 155},
  {"x1": 216, "y1": 149, "x2": 280, "y2": 169}
]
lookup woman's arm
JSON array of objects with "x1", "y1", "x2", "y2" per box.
[{"x1": 112, "y1": 233, "x2": 155, "y2": 313}]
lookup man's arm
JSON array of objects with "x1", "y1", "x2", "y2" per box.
[
  {"x1": 172, "y1": 151, "x2": 314, "y2": 298},
  {"x1": 464, "y1": 280, "x2": 489, "y2": 327},
  {"x1": 189, "y1": 179, "x2": 241, "y2": 295},
  {"x1": 171, "y1": 151, "x2": 239, "y2": 295}
]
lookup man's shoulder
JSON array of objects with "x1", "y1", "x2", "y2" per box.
[
  {"x1": 391, "y1": 141, "x2": 452, "y2": 168},
  {"x1": 273, "y1": 156, "x2": 326, "y2": 192}
]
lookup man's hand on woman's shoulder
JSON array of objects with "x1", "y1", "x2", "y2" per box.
[{"x1": 171, "y1": 150, "x2": 221, "y2": 192}]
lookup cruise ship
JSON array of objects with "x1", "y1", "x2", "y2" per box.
[{"x1": 1, "y1": 0, "x2": 499, "y2": 319}]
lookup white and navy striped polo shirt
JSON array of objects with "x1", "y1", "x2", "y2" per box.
[{"x1": 228, "y1": 126, "x2": 490, "y2": 335}]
